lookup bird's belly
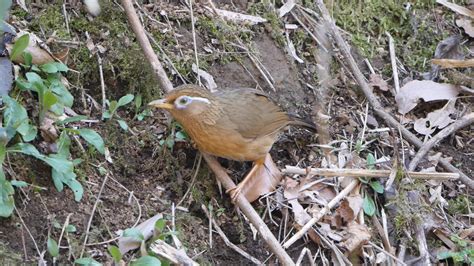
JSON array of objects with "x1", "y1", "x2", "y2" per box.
[{"x1": 187, "y1": 127, "x2": 274, "y2": 162}]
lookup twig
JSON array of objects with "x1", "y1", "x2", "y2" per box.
[
  {"x1": 80, "y1": 173, "x2": 109, "y2": 258},
  {"x1": 121, "y1": 0, "x2": 294, "y2": 262},
  {"x1": 283, "y1": 179, "x2": 359, "y2": 248},
  {"x1": 177, "y1": 151, "x2": 202, "y2": 207},
  {"x1": 62, "y1": 4, "x2": 70, "y2": 36},
  {"x1": 97, "y1": 53, "x2": 106, "y2": 113},
  {"x1": 58, "y1": 213, "x2": 73, "y2": 253},
  {"x1": 121, "y1": 0, "x2": 174, "y2": 93},
  {"x1": 385, "y1": 32, "x2": 399, "y2": 94},
  {"x1": 150, "y1": 239, "x2": 199, "y2": 265},
  {"x1": 290, "y1": 10, "x2": 328, "y2": 53},
  {"x1": 314, "y1": 0, "x2": 474, "y2": 190},
  {"x1": 408, "y1": 112, "x2": 474, "y2": 171},
  {"x1": 368, "y1": 242, "x2": 407, "y2": 266},
  {"x1": 284, "y1": 166, "x2": 459, "y2": 180},
  {"x1": 188, "y1": 0, "x2": 201, "y2": 86},
  {"x1": 15, "y1": 206, "x2": 42, "y2": 259},
  {"x1": 201, "y1": 204, "x2": 262, "y2": 265}
]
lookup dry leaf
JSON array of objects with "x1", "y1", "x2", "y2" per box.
[
  {"x1": 437, "y1": 0, "x2": 474, "y2": 18},
  {"x1": 413, "y1": 100, "x2": 457, "y2": 136},
  {"x1": 341, "y1": 222, "x2": 371, "y2": 254},
  {"x1": 395, "y1": 80, "x2": 461, "y2": 114},
  {"x1": 335, "y1": 195, "x2": 363, "y2": 224},
  {"x1": 279, "y1": 0, "x2": 296, "y2": 17},
  {"x1": 428, "y1": 36, "x2": 464, "y2": 79},
  {"x1": 369, "y1": 73, "x2": 390, "y2": 91},
  {"x1": 285, "y1": 31, "x2": 304, "y2": 63},
  {"x1": 6, "y1": 32, "x2": 54, "y2": 65},
  {"x1": 118, "y1": 213, "x2": 163, "y2": 254},
  {"x1": 206, "y1": 7, "x2": 267, "y2": 25},
  {"x1": 192, "y1": 64, "x2": 217, "y2": 92},
  {"x1": 16, "y1": 0, "x2": 28, "y2": 11},
  {"x1": 40, "y1": 116, "x2": 59, "y2": 142},
  {"x1": 456, "y1": 17, "x2": 474, "y2": 37},
  {"x1": 241, "y1": 154, "x2": 282, "y2": 202}
]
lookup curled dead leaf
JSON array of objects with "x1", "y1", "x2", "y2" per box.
[
  {"x1": 395, "y1": 80, "x2": 461, "y2": 114},
  {"x1": 341, "y1": 222, "x2": 371, "y2": 254},
  {"x1": 118, "y1": 213, "x2": 163, "y2": 254},
  {"x1": 456, "y1": 17, "x2": 474, "y2": 37},
  {"x1": 335, "y1": 195, "x2": 363, "y2": 225},
  {"x1": 241, "y1": 154, "x2": 282, "y2": 202},
  {"x1": 369, "y1": 73, "x2": 390, "y2": 92}
]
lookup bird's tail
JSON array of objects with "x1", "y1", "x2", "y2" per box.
[{"x1": 288, "y1": 115, "x2": 317, "y2": 132}]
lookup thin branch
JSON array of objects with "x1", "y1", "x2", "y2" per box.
[
  {"x1": 408, "y1": 112, "x2": 474, "y2": 171},
  {"x1": 15, "y1": 206, "x2": 42, "y2": 259},
  {"x1": 97, "y1": 53, "x2": 106, "y2": 113},
  {"x1": 201, "y1": 204, "x2": 262, "y2": 265},
  {"x1": 80, "y1": 173, "x2": 109, "y2": 258},
  {"x1": 188, "y1": 0, "x2": 201, "y2": 86},
  {"x1": 283, "y1": 179, "x2": 359, "y2": 248},
  {"x1": 385, "y1": 32, "x2": 399, "y2": 94},
  {"x1": 284, "y1": 166, "x2": 459, "y2": 180},
  {"x1": 121, "y1": 0, "x2": 174, "y2": 93}
]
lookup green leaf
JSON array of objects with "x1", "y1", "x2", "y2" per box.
[
  {"x1": 3, "y1": 95, "x2": 36, "y2": 142},
  {"x1": 123, "y1": 228, "x2": 145, "y2": 241},
  {"x1": 155, "y1": 218, "x2": 166, "y2": 233},
  {"x1": 108, "y1": 100, "x2": 118, "y2": 116},
  {"x1": 0, "y1": 0, "x2": 12, "y2": 21},
  {"x1": 102, "y1": 110, "x2": 111, "y2": 119},
  {"x1": 15, "y1": 78, "x2": 32, "y2": 91},
  {"x1": 363, "y1": 195, "x2": 376, "y2": 216},
  {"x1": 54, "y1": 62, "x2": 69, "y2": 72},
  {"x1": 117, "y1": 120, "x2": 128, "y2": 131},
  {"x1": 55, "y1": 115, "x2": 88, "y2": 125},
  {"x1": 437, "y1": 251, "x2": 452, "y2": 260},
  {"x1": 77, "y1": 129, "x2": 105, "y2": 154},
  {"x1": 57, "y1": 131, "x2": 71, "y2": 157},
  {"x1": 66, "y1": 224, "x2": 76, "y2": 233},
  {"x1": 23, "y1": 52, "x2": 32, "y2": 66},
  {"x1": 40, "y1": 62, "x2": 58, "y2": 73},
  {"x1": 50, "y1": 79, "x2": 73, "y2": 107},
  {"x1": 47, "y1": 237, "x2": 59, "y2": 257},
  {"x1": 131, "y1": 255, "x2": 161, "y2": 266},
  {"x1": 366, "y1": 153, "x2": 376, "y2": 169},
  {"x1": 134, "y1": 94, "x2": 142, "y2": 109},
  {"x1": 175, "y1": 131, "x2": 187, "y2": 141},
  {"x1": 117, "y1": 94, "x2": 134, "y2": 107},
  {"x1": 107, "y1": 245, "x2": 122, "y2": 263},
  {"x1": 10, "y1": 34, "x2": 29, "y2": 61},
  {"x1": 43, "y1": 90, "x2": 58, "y2": 110},
  {"x1": 43, "y1": 156, "x2": 74, "y2": 174},
  {"x1": 74, "y1": 257, "x2": 102, "y2": 266},
  {"x1": 52, "y1": 168, "x2": 83, "y2": 201},
  {"x1": 16, "y1": 122, "x2": 37, "y2": 142},
  {"x1": 11, "y1": 180, "x2": 28, "y2": 188},
  {"x1": 370, "y1": 181, "x2": 384, "y2": 194},
  {"x1": 0, "y1": 169, "x2": 14, "y2": 217}
]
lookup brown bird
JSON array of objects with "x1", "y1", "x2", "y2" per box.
[{"x1": 149, "y1": 84, "x2": 315, "y2": 201}]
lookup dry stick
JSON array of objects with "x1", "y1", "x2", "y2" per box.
[
  {"x1": 203, "y1": 154, "x2": 295, "y2": 265},
  {"x1": 14, "y1": 206, "x2": 42, "y2": 259},
  {"x1": 120, "y1": 0, "x2": 294, "y2": 263},
  {"x1": 80, "y1": 173, "x2": 109, "y2": 258},
  {"x1": 201, "y1": 204, "x2": 262, "y2": 265},
  {"x1": 408, "y1": 112, "x2": 474, "y2": 171},
  {"x1": 314, "y1": 0, "x2": 474, "y2": 190},
  {"x1": 97, "y1": 53, "x2": 106, "y2": 112},
  {"x1": 385, "y1": 32, "x2": 399, "y2": 94},
  {"x1": 283, "y1": 179, "x2": 359, "y2": 248},
  {"x1": 188, "y1": 0, "x2": 201, "y2": 86},
  {"x1": 121, "y1": 0, "x2": 173, "y2": 93},
  {"x1": 284, "y1": 166, "x2": 459, "y2": 180}
]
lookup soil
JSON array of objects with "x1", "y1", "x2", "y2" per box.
[{"x1": 1, "y1": 0, "x2": 472, "y2": 265}]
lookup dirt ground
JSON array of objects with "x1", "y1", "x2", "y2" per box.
[{"x1": 1, "y1": 0, "x2": 473, "y2": 265}]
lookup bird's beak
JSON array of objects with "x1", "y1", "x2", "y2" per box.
[{"x1": 148, "y1": 99, "x2": 173, "y2": 109}]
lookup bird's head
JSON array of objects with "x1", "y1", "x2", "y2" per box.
[{"x1": 148, "y1": 85, "x2": 215, "y2": 119}]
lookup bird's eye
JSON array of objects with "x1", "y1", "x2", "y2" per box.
[{"x1": 179, "y1": 97, "x2": 188, "y2": 105}]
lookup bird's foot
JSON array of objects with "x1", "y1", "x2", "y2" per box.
[{"x1": 226, "y1": 184, "x2": 243, "y2": 203}]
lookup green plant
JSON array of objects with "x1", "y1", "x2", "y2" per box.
[
  {"x1": 360, "y1": 153, "x2": 383, "y2": 216},
  {"x1": 159, "y1": 123, "x2": 188, "y2": 150},
  {"x1": 438, "y1": 235, "x2": 474, "y2": 265},
  {"x1": 102, "y1": 94, "x2": 134, "y2": 131},
  {"x1": 0, "y1": 35, "x2": 105, "y2": 217}
]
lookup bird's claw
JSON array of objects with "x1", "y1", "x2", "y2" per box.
[{"x1": 226, "y1": 185, "x2": 243, "y2": 203}]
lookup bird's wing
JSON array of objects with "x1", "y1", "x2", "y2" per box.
[{"x1": 215, "y1": 88, "x2": 290, "y2": 139}]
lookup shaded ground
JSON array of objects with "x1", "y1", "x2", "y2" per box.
[{"x1": 1, "y1": 0, "x2": 472, "y2": 265}]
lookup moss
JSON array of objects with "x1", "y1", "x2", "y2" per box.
[
  {"x1": 331, "y1": 0, "x2": 446, "y2": 72},
  {"x1": 29, "y1": 5, "x2": 69, "y2": 38},
  {"x1": 447, "y1": 195, "x2": 472, "y2": 215}
]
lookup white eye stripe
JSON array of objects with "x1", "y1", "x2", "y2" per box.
[{"x1": 174, "y1": 95, "x2": 210, "y2": 109}]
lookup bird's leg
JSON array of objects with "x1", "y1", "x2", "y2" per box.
[{"x1": 227, "y1": 161, "x2": 264, "y2": 202}]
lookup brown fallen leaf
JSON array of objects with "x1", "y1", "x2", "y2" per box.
[
  {"x1": 369, "y1": 73, "x2": 390, "y2": 92},
  {"x1": 241, "y1": 153, "x2": 282, "y2": 202},
  {"x1": 395, "y1": 80, "x2": 461, "y2": 114},
  {"x1": 6, "y1": 32, "x2": 55, "y2": 65},
  {"x1": 341, "y1": 222, "x2": 371, "y2": 254},
  {"x1": 413, "y1": 100, "x2": 457, "y2": 136},
  {"x1": 437, "y1": 0, "x2": 474, "y2": 18},
  {"x1": 334, "y1": 195, "x2": 363, "y2": 225},
  {"x1": 456, "y1": 16, "x2": 474, "y2": 37}
]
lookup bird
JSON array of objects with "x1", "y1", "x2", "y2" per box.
[{"x1": 149, "y1": 84, "x2": 316, "y2": 202}]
